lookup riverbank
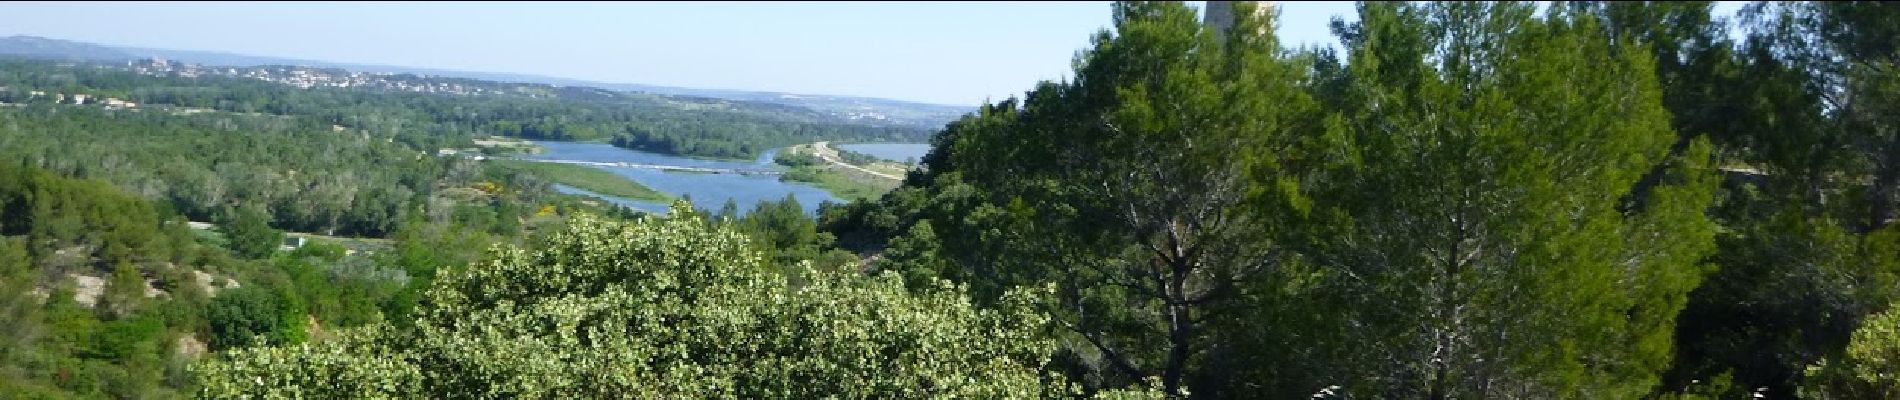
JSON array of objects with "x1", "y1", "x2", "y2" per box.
[
  {"x1": 490, "y1": 160, "x2": 673, "y2": 202},
  {"x1": 780, "y1": 166, "x2": 900, "y2": 201},
  {"x1": 520, "y1": 140, "x2": 839, "y2": 216},
  {"x1": 773, "y1": 142, "x2": 908, "y2": 201}
]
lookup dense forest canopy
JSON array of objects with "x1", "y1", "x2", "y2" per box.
[
  {"x1": 1, "y1": 1, "x2": 1898, "y2": 399},
  {"x1": 816, "y1": 1, "x2": 1899, "y2": 398},
  {"x1": 0, "y1": 131, "x2": 655, "y2": 397}
]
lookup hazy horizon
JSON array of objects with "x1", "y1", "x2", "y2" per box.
[
  {"x1": 0, "y1": 1, "x2": 1375, "y2": 106},
  {"x1": 0, "y1": 1, "x2": 1744, "y2": 106}
]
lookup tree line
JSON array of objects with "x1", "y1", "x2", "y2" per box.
[{"x1": 0, "y1": 59, "x2": 931, "y2": 159}]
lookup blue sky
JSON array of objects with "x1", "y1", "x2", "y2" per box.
[{"x1": 0, "y1": 1, "x2": 1745, "y2": 106}]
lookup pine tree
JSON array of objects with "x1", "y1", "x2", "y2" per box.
[
  {"x1": 1262, "y1": 2, "x2": 1720, "y2": 397},
  {"x1": 96, "y1": 261, "x2": 146, "y2": 320},
  {"x1": 922, "y1": 1, "x2": 1321, "y2": 395},
  {"x1": 219, "y1": 204, "x2": 283, "y2": 260}
]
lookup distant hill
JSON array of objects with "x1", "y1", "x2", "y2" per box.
[
  {"x1": 595, "y1": 85, "x2": 971, "y2": 130},
  {"x1": 0, "y1": 35, "x2": 970, "y2": 130},
  {"x1": 0, "y1": 35, "x2": 134, "y2": 61}
]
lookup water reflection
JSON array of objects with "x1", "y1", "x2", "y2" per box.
[{"x1": 524, "y1": 141, "x2": 841, "y2": 216}]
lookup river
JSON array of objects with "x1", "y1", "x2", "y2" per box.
[{"x1": 524, "y1": 141, "x2": 842, "y2": 216}]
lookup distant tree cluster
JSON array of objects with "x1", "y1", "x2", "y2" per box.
[
  {"x1": 0, "y1": 159, "x2": 640, "y2": 397},
  {"x1": 833, "y1": 147, "x2": 882, "y2": 166},
  {"x1": 771, "y1": 150, "x2": 823, "y2": 167},
  {"x1": 0, "y1": 106, "x2": 445, "y2": 237}
]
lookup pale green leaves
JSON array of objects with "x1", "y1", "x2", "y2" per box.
[{"x1": 196, "y1": 201, "x2": 1098, "y2": 398}]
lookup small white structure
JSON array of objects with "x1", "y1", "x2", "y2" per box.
[
  {"x1": 280, "y1": 236, "x2": 308, "y2": 251},
  {"x1": 1203, "y1": 1, "x2": 1275, "y2": 40}
]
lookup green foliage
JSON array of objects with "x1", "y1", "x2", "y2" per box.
[
  {"x1": 206, "y1": 286, "x2": 304, "y2": 349},
  {"x1": 0, "y1": 164, "x2": 210, "y2": 397},
  {"x1": 851, "y1": 1, "x2": 1316, "y2": 395},
  {"x1": 373, "y1": 213, "x2": 501, "y2": 325},
  {"x1": 773, "y1": 146, "x2": 910, "y2": 201},
  {"x1": 777, "y1": 166, "x2": 897, "y2": 201},
  {"x1": 0, "y1": 105, "x2": 442, "y2": 237},
  {"x1": 771, "y1": 149, "x2": 822, "y2": 167},
  {"x1": 1664, "y1": 2, "x2": 1900, "y2": 395},
  {"x1": 192, "y1": 324, "x2": 424, "y2": 399},
  {"x1": 1675, "y1": 212, "x2": 1900, "y2": 395},
  {"x1": 608, "y1": 120, "x2": 919, "y2": 160},
  {"x1": 272, "y1": 243, "x2": 400, "y2": 330},
  {"x1": 1267, "y1": 3, "x2": 1721, "y2": 397},
  {"x1": 1803, "y1": 302, "x2": 1900, "y2": 399},
  {"x1": 833, "y1": 147, "x2": 881, "y2": 166},
  {"x1": 0, "y1": 161, "x2": 171, "y2": 270},
  {"x1": 95, "y1": 262, "x2": 146, "y2": 320},
  {"x1": 0, "y1": 59, "x2": 931, "y2": 160},
  {"x1": 728, "y1": 195, "x2": 830, "y2": 269},
  {"x1": 1655, "y1": 371, "x2": 1744, "y2": 400},
  {"x1": 83, "y1": 315, "x2": 164, "y2": 363},
  {"x1": 195, "y1": 203, "x2": 1093, "y2": 398},
  {"x1": 0, "y1": 45, "x2": 898, "y2": 274},
  {"x1": 7, "y1": 1, "x2": 1900, "y2": 397},
  {"x1": 875, "y1": 220, "x2": 953, "y2": 290},
  {"x1": 834, "y1": 1, "x2": 1738, "y2": 397},
  {"x1": 217, "y1": 205, "x2": 282, "y2": 260}
]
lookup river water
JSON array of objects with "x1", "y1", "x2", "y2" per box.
[
  {"x1": 525, "y1": 141, "x2": 842, "y2": 216},
  {"x1": 835, "y1": 143, "x2": 932, "y2": 163}
]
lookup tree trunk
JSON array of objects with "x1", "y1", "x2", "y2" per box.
[
  {"x1": 1163, "y1": 262, "x2": 1194, "y2": 397},
  {"x1": 1161, "y1": 222, "x2": 1196, "y2": 398},
  {"x1": 1430, "y1": 366, "x2": 1450, "y2": 400},
  {"x1": 1622, "y1": 132, "x2": 1697, "y2": 212},
  {"x1": 1869, "y1": 136, "x2": 1899, "y2": 230}
]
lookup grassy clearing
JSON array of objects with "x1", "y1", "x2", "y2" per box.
[
  {"x1": 780, "y1": 165, "x2": 901, "y2": 201},
  {"x1": 491, "y1": 160, "x2": 673, "y2": 202}
]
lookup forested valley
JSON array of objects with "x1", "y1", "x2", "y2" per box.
[
  {"x1": 3, "y1": 1, "x2": 1900, "y2": 399},
  {"x1": 0, "y1": 59, "x2": 930, "y2": 160}
]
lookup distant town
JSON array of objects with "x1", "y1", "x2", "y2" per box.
[{"x1": 129, "y1": 57, "x2": 547, "y2": 97}]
